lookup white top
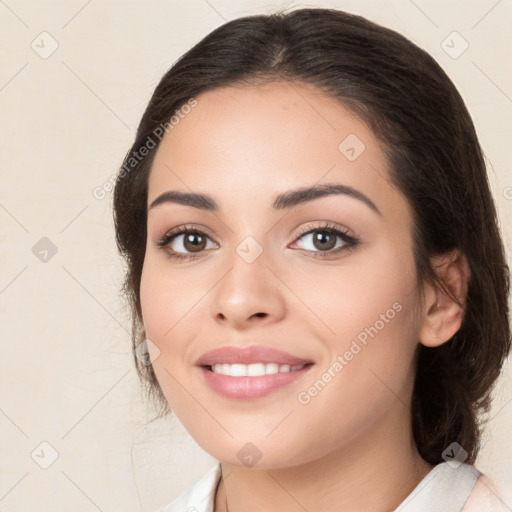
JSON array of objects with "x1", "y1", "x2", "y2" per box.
[{"x1": 158, "y1": 461, "x2": 507, "y2": 512}]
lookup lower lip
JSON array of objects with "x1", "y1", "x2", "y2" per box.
[{"x1": 199, "y1": 365, "x2": 313, "y2": 399}]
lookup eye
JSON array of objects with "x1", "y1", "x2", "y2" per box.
[
  {"x1": 290, "y1": 222, "x2": 359, "y2": 258},
  {"x1": 155, "y1": 222, "x2": 359, "y2": 262},
  {"x1": 156, "y1": 225, "x2": 218, "y2": 261}
]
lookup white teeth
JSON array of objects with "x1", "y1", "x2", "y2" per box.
[{"x1": 211, "y1": 363, "x2": 306, "y2": 376}]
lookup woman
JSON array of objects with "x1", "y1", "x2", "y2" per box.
[{"x1": 113, "y1": 7, "x2": 510, "y2": 511}]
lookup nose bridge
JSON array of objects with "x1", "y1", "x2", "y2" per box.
[
  {"x1": 224, "y1": 215, "x2": 269, "y2": 270},
  {"x1": 223, "y1": 233, "x2": 272, "y2": 300},
  {"x1": 210, "y1": 233, "x2": 286, "y2": 326}
]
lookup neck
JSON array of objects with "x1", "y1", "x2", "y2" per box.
[{"x1": 214, "y1": 407, "x2": 432, "y2": 512}]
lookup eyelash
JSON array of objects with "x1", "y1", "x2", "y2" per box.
[{"x1": 155, "y1": 222, "x2": 359, "y2": 262}]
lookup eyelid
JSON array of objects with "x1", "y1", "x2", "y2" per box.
[
  {"x1": 291, "y1": 221, "x2": 354, "y2": 241},
  {"x1": 155, "y1": 223, "x2": 218, "y2": 246}
]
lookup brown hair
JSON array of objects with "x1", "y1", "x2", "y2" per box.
[{"x1": 113, "y1": 7, "x2": 510, "y2": 465}]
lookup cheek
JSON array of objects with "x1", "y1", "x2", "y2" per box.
[
  {"x1": 139, "y1": 259, "x2": 196, "y2": 407},
  {"x1": 139, "y1": 252, "x2": 215, "y2": 399},
  {"x1": 288, "y1": 245, "x2": 421, "y2": 413},
  {"x1": 140, "y1": 252, "x2": 203, "y2": 341},
  {"x1": 288, "y1": 272, "x2": 420, "y2": 463},
  {"x1": 140, "y1": 263, "x2": 171, "y2": 341},
  {"x1": 289, "y1": 244, "x2": 418, "y2": 350}
]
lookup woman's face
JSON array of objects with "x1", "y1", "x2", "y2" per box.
[{"x1": 141, "y1": 81, "x2": 426, "y2": 468}]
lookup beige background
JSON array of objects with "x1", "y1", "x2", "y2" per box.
[{"x1": 0, "y1": 0, "x2": 511, "y2": 510}]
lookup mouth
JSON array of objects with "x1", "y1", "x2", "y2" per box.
[{"x1": 195, "y1": 345, "x2": 315, "y2": 399}]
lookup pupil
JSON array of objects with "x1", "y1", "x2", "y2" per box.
[
  {"x1": 184, "y1": 233, "x2": 206, "y2": 252},
  {"x1": 314, "y1": 231, "x2": 336, "y2": 251}
]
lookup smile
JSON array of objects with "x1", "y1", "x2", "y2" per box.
[{"x1": 199, "y1": 363, "x2": 314, "y2": 399}]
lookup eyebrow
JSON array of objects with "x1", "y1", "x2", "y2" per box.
[{"x1": 147, "y1": 183, "x2": 381, "y2": 216}]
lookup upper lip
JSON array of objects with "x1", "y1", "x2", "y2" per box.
[{"x1": 195, "y1": 346, "x2": 313, "y2": 366}]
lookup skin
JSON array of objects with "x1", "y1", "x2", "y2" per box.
[{"x1": 140, "y1": 81, "x2": 469, "y2": 511}]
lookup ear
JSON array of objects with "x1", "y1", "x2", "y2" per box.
[{"x1": 419, "y1": 250, "x2": 471, "y2": 348}]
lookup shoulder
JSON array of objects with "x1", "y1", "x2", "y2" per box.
[
  {"x1": 156, "y1": 463, "x2": 222, "y2": 512},
  {"x1": 463, "y1": 473, "x2": 510, "y2": 512}
]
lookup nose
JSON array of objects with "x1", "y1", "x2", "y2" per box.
[{"x1": 210, "y1": 245, "x2": 286, "y2": 330}]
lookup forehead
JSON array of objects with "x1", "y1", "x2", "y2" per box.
[{"x1": 147, "y1": 81, "x2": 403, "y2": 219}]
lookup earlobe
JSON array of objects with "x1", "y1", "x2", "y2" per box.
[{"x1": 419, "y1": 250, "x2": 471, "y2": 348}]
